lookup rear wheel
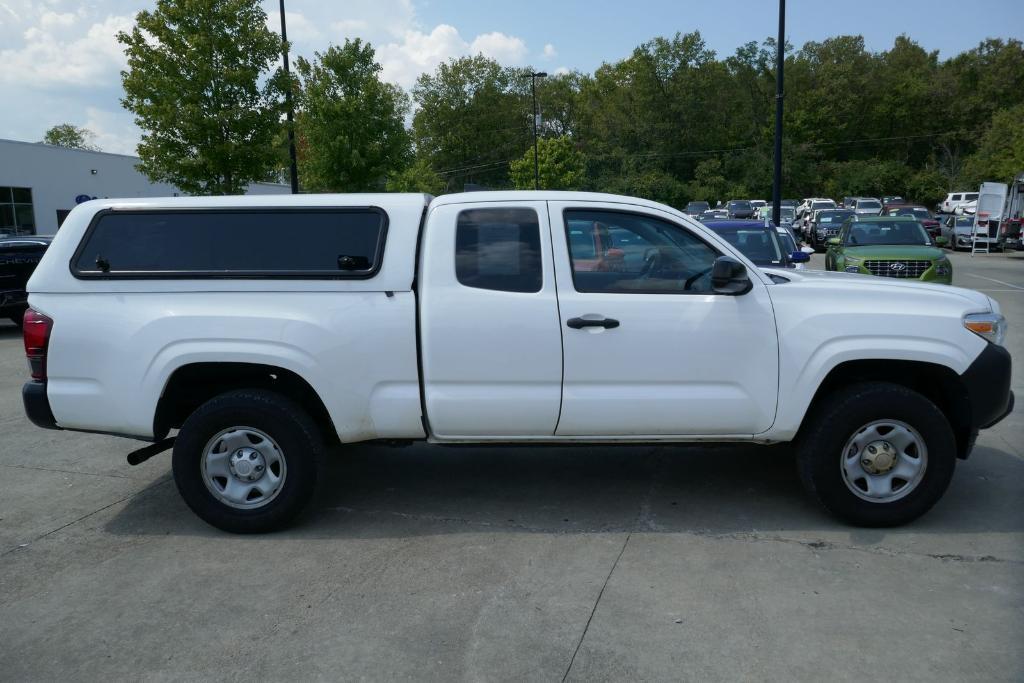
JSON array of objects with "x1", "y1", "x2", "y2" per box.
[
  {"x1": 796, "y1": 382, "x2": 956, "y2": 527},
  {"x1": 172, "y1": 389, "x2": 324, "y2": 533}
]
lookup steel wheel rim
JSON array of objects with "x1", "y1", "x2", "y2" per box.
[
  {"x1": 840, "y1": 419, "x2": 928, "y2": 503},
  {"x1": 201, "y1": 427, "x2": 287, "y2": 509}
]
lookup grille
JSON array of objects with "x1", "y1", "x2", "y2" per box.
[{"x1": 864, "y1": 260, "x2": 931, "y2": 278}]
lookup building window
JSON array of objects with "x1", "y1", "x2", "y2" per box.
[{"x1": 0, "y1": 187, "x2": 36, "y2": 236}]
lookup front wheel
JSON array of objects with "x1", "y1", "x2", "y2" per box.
[
  {"x1": 796, "y1": 382, "x2": 956, "y2": 527},
  {"x1": 172, "y1": 389, "x2": 324, "y2": 533}
]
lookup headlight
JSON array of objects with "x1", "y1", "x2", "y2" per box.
[
  {"x1": 934, "y1": 259, "x2": 951, "y2": 276},
  {"x1": 845, "y1": 265, "x2": 861, "y2": 273},
  {"x1": 964, "y1": 312, "x2": 1007, "y2": 346}
]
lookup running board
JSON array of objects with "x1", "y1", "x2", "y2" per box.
[{"x1": 127, "y1": 437, "x2": 176, "y2": 466}]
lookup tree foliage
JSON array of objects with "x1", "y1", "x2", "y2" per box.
[
  {"x1": 295, "y1": 40, "x2": 410, "y2": 192},
  {"x1": 42, "y1": 124, "x2": 99, "y2": 151},
  {"x1": 510, "y1": 136, "x2": 586, "y2": 190},
  {"x1": 386, "y1": 157, "x2": 448, "y2": 194},
  {"x1": 118, "y1": 0, "x2": 287, "y2": 195}
]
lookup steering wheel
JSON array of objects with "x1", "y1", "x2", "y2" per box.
[{"x1": 639, "y1": 248, "x2": 663, "y2": 278}]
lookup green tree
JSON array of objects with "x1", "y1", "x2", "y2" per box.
[
  {"x1": 41, "y1": 124, "x2": 100, "y2": 151},
  {"x1": 386, "y1": 158, "x2": 447, "y2": 194},
  {"x1": 509, "y1": 136, "x2": 586, "y2": 190},
  {"x1": 295, "y1": 40, "x2": 410, "y2": 192},
  {"x1": 963, "y1": 104, "x2": 1024, "y2": 184},
  {"x1": 118, "y1": 0, "x2": 287, "y2": 195},
  {"x1": 412, "y1": 56, "x2": 531, "y2": 188}
]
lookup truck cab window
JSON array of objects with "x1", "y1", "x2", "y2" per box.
[
  {"x1": 563, "y1": 209, "x2": 719, "y2": 293},
  {"x1": 455, "y1": 208, "x2": 542, "y2": 293}
]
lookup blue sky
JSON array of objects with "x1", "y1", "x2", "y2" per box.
[{"x1": 0, "y1": 0, "x2": 1019, "y2": 154}]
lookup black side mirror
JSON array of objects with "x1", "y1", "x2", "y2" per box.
[{"x1": 711, "y1": 256, "x2": 753, "y2": 295}]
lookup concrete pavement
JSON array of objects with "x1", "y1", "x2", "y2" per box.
[{"x1": 1, "y1": 250, "x2": 1022, "y2": 681}]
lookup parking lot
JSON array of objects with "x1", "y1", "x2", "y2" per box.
[{"x1": 1, "y1": 249, "x2": 1022, "y2": 681}]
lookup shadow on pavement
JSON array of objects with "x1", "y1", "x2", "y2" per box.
[{"x1": 104, "y1": 440, "x2": 1024, "y2": 541}]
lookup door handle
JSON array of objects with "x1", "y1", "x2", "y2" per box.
[{"x1": 567, "y1": 317, "x2": 620, "y2": 329}]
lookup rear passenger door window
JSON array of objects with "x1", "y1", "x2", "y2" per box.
[{"x1": 455, "y1": 208, "x2": 541, "y2": 293}]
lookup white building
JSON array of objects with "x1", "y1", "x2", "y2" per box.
[{"x1": 0, "y1": 138, "x2": 289, "y2": 236}]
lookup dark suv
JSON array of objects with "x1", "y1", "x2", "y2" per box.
[
  {"x1": 0, "y1": 236, "x2": 51, "y2": 327},
  {"x1": 726, "y1": 200, "x2": 755, "y2": 219}
]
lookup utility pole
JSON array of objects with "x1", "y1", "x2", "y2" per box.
[
  {"x1": 525, "y1": 71, "x2": 547, "y2": 190},
  {"x1": 771, "y1": 0, "x2": 786, "y2": 225},
  {"x1": 280, "y1": 0, "x2": 299, "y2": 194}
]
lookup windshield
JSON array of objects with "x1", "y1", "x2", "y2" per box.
[
  {"x1": 780, "y1": 207, "x2": 795, "y2": 219},
  {"x1": 965, "y1": 193, "x2": 979, "y2": 201},
  {"x1": 777, "y1": 230, "x2": 797, "y2": 253},
  {"x1": 811, "y1": 201, "x2": 835, "y2": 210},
  {"x1": 893, "y1": 207, "x2": 931, "y2": 219},
  {"x1": 709, "y1": 226, "x2": 784, "y2": 265},
  {"x1": 857, "y1": 200, "x2": 881, "y2": 209},
  {"x1": 728, "y1": 201, "x2": 752, "y2": 210},
  {"x1": 686, "y1": 202, "x2": 709, "y2": 211},
  {"x1": 817, "y1": 211, "x2": 853, "y2": 223},
  {"x1": 845, "y1": 221, "x2": 931, "y2": 246}
]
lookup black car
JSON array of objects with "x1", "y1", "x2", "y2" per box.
[
  {"x1": 809, "y1": 209, "x2": 855, "y2": 251},
  {"x1": 726, "y1": 200, "x2": 755, "y2": 219},
  {"x1": 702, "y1": 219, "x2": 809, "y2": 269},
  {"x1": 1, "y1": 236, "x2": 51, "y2": 327},
  {"x1": 685, "y1": 201, "x2": 710, "y2": 216}
]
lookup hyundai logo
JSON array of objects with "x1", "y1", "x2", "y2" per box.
[{"x1": 889, "y1": 262, "x2": 907, "y2": 271}]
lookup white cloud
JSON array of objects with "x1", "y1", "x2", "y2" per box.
[
  {"x1": 265, "y1": 9, "x2": 323, "y2": 44},
  {"x1": 470, "y1": 31, "x2": 528, "y2": 64},
  {"x1": 542, "y1": 43, "x2": 557, "y2": 60},
  {"x1": 554, "y1": 66, "x2": 570, "y2": 76},
  {"x1": 0, "y1": 13, "x2": 132, "y2": 88},
  {"x1": 83, "y1": 106, "x2": 140, "y2": 156}
]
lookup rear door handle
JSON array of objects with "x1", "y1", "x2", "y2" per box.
[{"x1": 567, "y1": 317, "x2": 620, "y2": 329}]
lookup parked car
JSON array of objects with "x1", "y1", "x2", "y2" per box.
[
  {"x1": 685, "y1": 201, "x2": 710, "y2": 216},
  {"x1": 699, "y1": 209, "x2": 729, "y2": 221},
  {"x1": 881, "y1": 196, "x2": 907, "y2": 208},
  {"x1": 0, "y1": 236, "x2": 51, "y2": 327},
  {"x1": 749, "y1": 200, "x2": 767, "y2": 214},
  {"x1": 808, "y1": 209, "x2": 855, "y2": 251},
  {"x1": 940, "y1": 192, "x2": 979, "y2": 214},
  {"x1": 21, "y1": 192, "x2": 1012, "y2": 532},
  {"x1": 956, "y1": 199, "x2": 977, "y2": 216},
  {"x1": 853, "y1": 198, "x2": 883, "y2": 216},
  {"x1": 775, "y1": 226, "x2": 811, "y2": 269},
  {"x1": 726, "y1": 200, "x2": 755, "y2": 218},
  {"x1": 842, "y1": 197, "x2": 860, "y2": 209},
  {"x1": 797, "y1": 199, "x2": 837, "y2": 236},
  {"x1": 940, "y1": 214, "x2": 994, "y2": 251},
  {"x1": 884, "y1": 205, "x2": 940, "y2": 237},
  {"x1": 702, "y1": 219, "x2": 809, "y2": 270},
  {"x1": 825, "y1": 216, "x2": 952, "y2": 284}
]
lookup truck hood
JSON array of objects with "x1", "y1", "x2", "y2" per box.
[
  {"x1": 762, "y1": 267, "x2": 994, "y2": 312},
  {"x1": 842, "y1": 245, "x2": 946, "y2": 260}
]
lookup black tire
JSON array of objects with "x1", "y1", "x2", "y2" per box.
[
  {"x1": 796, "y1": 382, "x2": 956, "y2": 527},
  {"x1": 172, "y1": 389, "x2": 324, "y2": 533}
]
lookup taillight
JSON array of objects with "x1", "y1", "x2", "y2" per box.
[{"x1": 23, "y1": 308, "x2": 53, "y2": 381}]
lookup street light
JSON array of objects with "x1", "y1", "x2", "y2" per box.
[
  {"x1": 279, "y1": 0, "x2": 299, "y2": 194},
  {"x1": 524, "y1": 71, "x2": 547, "y2": 190},
  {"x1": 771, "y1": 0, "x2": 786, "y2": 225}
]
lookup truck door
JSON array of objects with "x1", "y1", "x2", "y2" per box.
[
  {"x1": 548, "y1": 201, "x2": 779, "y2": 437},
  {"x1": 419, "y1": 201, "x2": 563, "y2": 438}
]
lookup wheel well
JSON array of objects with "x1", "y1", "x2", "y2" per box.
[
  {"x1": 802, "y1": 359, "x2": 974, "y2": 459},
  {"x1": 154, "y1": 363, "x2": 338, "y2": 446}
]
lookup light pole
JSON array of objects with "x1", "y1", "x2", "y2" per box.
[
  {"x1": 525, "y1": 71, "x2": 547, "y2": 190},
  {"x1": 280, "y1": 0, "x2": 299, "y2": 194},
  {"x1": 771, "y1": 0, "x2": 786, "y2": 225}
]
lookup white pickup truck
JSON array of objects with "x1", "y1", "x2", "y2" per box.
[{"x1": 22, "y1": 192, "x2": 1013, "y2": 532}]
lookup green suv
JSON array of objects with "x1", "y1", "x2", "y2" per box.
[{"x1": 825, "y1": 215, "x2": 952, "y2": 284}]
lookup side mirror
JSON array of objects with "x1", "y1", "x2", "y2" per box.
[
  {"x1": 711, "y1": 256, "x2": 753, "y2": 295},
  {"x1": 789, "y1": 250, "x2": 810, "y2": 263},
  {"x1": 935, "y1": 236, "x2": 949, "y2": 246},
  {"x1": 827, "y1": 237, "x2": 841, "y2": 246}
]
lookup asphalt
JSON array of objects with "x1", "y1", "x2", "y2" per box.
[{"x1": 1, "y1": 249, "x2": 1022, "y2": 681}]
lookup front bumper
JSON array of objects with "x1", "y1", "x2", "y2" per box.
[
  {"x1": 23, "y1": 381, "x2": 60, "y2": 430},
  {"x1": 961, "y1": 343, "x2": 1014, "y2": 430}
]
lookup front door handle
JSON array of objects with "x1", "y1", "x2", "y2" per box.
[{"x1": 567, "y1": 317, "x2": 620, "y2": 330}]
